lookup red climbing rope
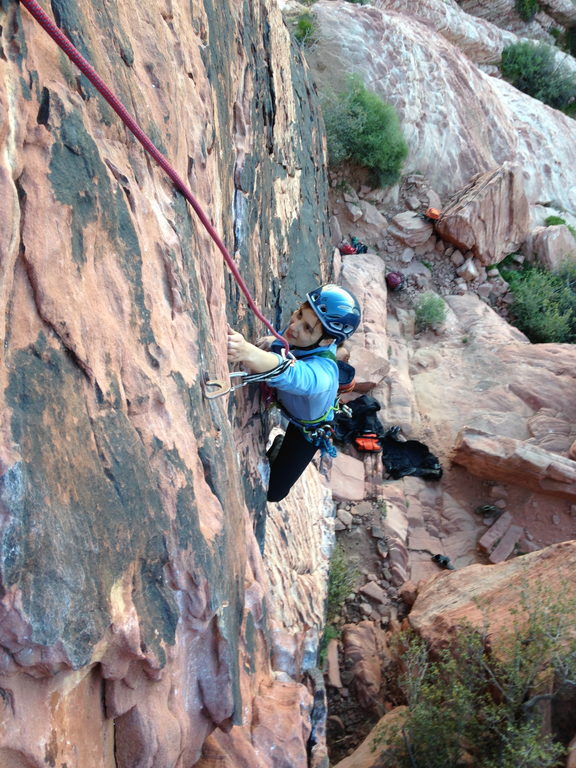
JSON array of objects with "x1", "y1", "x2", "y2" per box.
[{"x1": 18, "y1": 0, "x2": 291, "y2": 354}]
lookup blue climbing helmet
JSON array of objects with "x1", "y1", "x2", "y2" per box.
[{"x1": 306, "y1": 284, "x2": 361, "y2": 344}]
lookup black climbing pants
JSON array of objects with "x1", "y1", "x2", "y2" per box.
[{"x1": 267, "y1": 422, "x2": 318, "y2": 502}]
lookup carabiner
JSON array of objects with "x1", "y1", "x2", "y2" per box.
[{"x1": 202, "y1": 371, "x2": 248, "y2": 400}]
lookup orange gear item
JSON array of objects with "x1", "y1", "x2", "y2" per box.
[
  {"x1": 354, "y1": 433, "x2": 382, "y2": 452},
  {"x1": 425, "y1": 207, "x2": 441, "y2": 220}
]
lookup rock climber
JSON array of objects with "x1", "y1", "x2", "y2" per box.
[{"x1": 227, "y1": 284, "x2": 361, "y2": 502}]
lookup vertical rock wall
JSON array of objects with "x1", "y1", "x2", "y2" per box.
[{"x1": 0, "y1": 0, "x2": 331, "y2": 765}]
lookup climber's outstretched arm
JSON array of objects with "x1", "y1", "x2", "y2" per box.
[{"x1": 227, "y1": 326, "x2": 282, "y2": 374}]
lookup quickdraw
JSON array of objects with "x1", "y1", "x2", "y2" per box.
[{"x1": 203, "y1": 356, "x2": 294, "y2": 400}]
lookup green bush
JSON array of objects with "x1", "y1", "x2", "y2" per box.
[
  {"x1": 502, "y1": 261, "x2": 576, "y2": 343},
  {"x1": 322, "y1": 76, "x2": 408, "y2": 186},
  {"x1": 415, "y1": 292, "x2": 447, "y2": 331},
  {"x1": 293, "y1": 12, "x2": 316, "y2": 46},
  {"x1": 326, "y1": 542, "x2": 356, "y2": 622},
  {"x1": 376, "y1": 585, "x2": 575, "y2": 768},
  {"x1": 501, "y1": 41, "x2": 576, "y2": 114},
  {"x1": 515, "y1": 0, "x2": 540, "y2": 22}
]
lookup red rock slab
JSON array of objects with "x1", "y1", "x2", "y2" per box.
[
  {"x1": 341, "y1": 621, "x2": 383, "y2": 711},
  {"x1": 453, "y1": 427, "x2": 576, "y2": 501},
  {"x1": 477, "y1": 511, "x2": 513, "y2": 553},
  {"x1": 330, "y1": 453, "x2": 366, "y2": 501},
  {"x1": 488, "y1": 524, "x2": 523, "y2": 564},
  {"x1": 408, "y1": 540, "x2": 576, "y2": 650},
  {"x1": 326, "y1": 638, "x2": 343, "y2": 689},
  {"x1": 332, "y1": 706, "x2": 408, "y2": 768}
]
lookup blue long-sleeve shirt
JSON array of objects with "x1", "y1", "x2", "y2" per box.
[{"x1": 267, "y1": 341, "x2": 339, "y2": 422}]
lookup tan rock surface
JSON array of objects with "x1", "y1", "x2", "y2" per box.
[
  {"x1": 408, "y1": 540, "x2": 576, "y2": 646},
  {"x1": 453, "y1": 427, "x2": 576, "y2": 500},
  {"x1": 435, "y1": 163, "x2": 531, "y2": 265},
  {"x1": 309, "y1": 0, "x2": 576, "y2": 214}
]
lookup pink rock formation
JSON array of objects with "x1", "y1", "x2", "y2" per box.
[
  {"x1": 435, "y1": 163, "x2": 531, "y2": 265},
  {"x1": 309, "y1": 0, "x2": 576, "y2": 214},
  {"x1": 0, "y1": 0, "x2": 334, "y2": 764},
  {"x1": 408, "y1": 540, "x2": 576, "y2": 646},
  {"x1": 523, "y1": 225, "x2": 576, "y2": 270},
  {"x1": 341, "y1": 621, "x2": 384, "y2": 711},
  {"x1": 453, "y1": 427, "x2": 576, "y2": 500}
]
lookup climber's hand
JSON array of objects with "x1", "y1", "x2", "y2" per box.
[
  {"x1": 255, "y1": 335, "x2": 275, "y2": 351},
  {"x1": 227, "y1": 326, "x2": 283, "y2": 374},
  {"x1": 227, "y1": 326, "x2": 252, "y2": 363}
]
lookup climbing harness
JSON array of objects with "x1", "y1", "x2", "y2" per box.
[
  {"x1": 17, "y1": 0, "x2": 292, "y2": 371},
  {"x1": 265, "y1": 347, "x2": 353, "y2": 458}
]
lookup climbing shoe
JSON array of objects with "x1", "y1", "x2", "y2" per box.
[{"x1": 266, "y1": 434, "x2": 284, "y2": 466}]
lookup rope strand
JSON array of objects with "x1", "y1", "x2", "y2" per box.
[{"x1": 18, "y1": 0, "x2": 290, "y2": 354}]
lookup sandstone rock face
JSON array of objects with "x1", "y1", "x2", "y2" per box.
[
  {"x1": 0, "y1": 0, "x2": 332, "y2": 765},
  {"x1": 409, "y1": 540, "x2": 576, "y2": 646},
  {"x1": 309, "y1": 0, "x2": 576, "y2": 215},
  {"x1": 378, "y1": 0, "x2": 518, "y2": 64},
  {"x1": 523, "y1": 225, "x2": 576, "y2": 270},
  {"x1": 340, "y1": 252, "x2": 390, "y2": 391},
  {"x1": 453, "y1": 427, "x2": 576, "y2": 500},
  {"x1": 332, "y1": 706, "x2": 408, "y2": 768},
  {"x1": 435, "y1": 163, "x2": 531, "y2": 265}
]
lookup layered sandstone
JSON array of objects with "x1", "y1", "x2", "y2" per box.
[{"x1": 0, "y1": 1, "x2": 333, "y2": 765}]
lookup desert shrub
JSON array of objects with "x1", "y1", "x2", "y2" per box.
[
  {"x1": 502, "y1": 261, "x2": 576, "y2": 343},
  {"x1": 415, "y1": 292, "x2": 446, "y2": 331},
  {"x1": 293, "y1": 12, "x2": 316, "y2": 46},
  {"x1": 322, "y1": 75, "x2": 408, "y2": 186},
  {"x1": 375, "y1": 585, "x2": 575, "y2": 768},
  {"x1": 326, "y1": 543, "x2": 356, "y2": 622},
  {"x1": 515, "y1": 0, "x2": 540, "y2": 22},
  {"x1": 501, "y1": 41, "x2": 576, "y2": 114}
]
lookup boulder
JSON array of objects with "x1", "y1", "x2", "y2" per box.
[
  {"x1": 435, "y1": 163, "x2": 530, "y2": 265},
  {"x1": 408, "y1": 541, "x2": 576, "y2": 648},
  {"x1": 523, "y1": 225, "x2": 576, "y2": 271},
  {"x1": 359, "y1": 581, "x2": 388, "y2": 604},
  {"x1": 453, "y1": 427, "x2": 576, "y2": 501},
  {"x1": 330, "y1": 453, "x2": 366, "y2": 501},
  {"x1": 332, "y1": 706, "x2": 408, "y2": 768},
  {"x1": 388, "y1": 211, "x2": 434, "y2": 247},
  {"x1": 341, "y1": 621, "x2": 383, "y2": 710}
]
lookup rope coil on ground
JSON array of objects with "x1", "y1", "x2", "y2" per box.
[{"x1": 18, "y1": 0, "x2": 291, "y2": 355}]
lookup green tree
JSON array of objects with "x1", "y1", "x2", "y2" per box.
[
  {"x1": 501, "y1": 41, "x2": 576, "y2": 114},
  {"x1": 322, "y1": 76, "x2": 408, "y2": 186},
  {"x1": 376, "y1": 585, "x2": 575, "y2": 768},
  {"x1": 503, "y1": 262, "x2": 576, "y2": 343},
  {"x1": 515, "y1": 0, "x2": 540, "y2": 22}
]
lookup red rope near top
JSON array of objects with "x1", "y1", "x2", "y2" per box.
[{"x1": 18, "y1": 0, "x2": 290, "y2": 355}]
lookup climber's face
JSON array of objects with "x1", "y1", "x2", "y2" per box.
[{"x1": 285, "y1": 304, "x2": 329, "y2": 348}]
